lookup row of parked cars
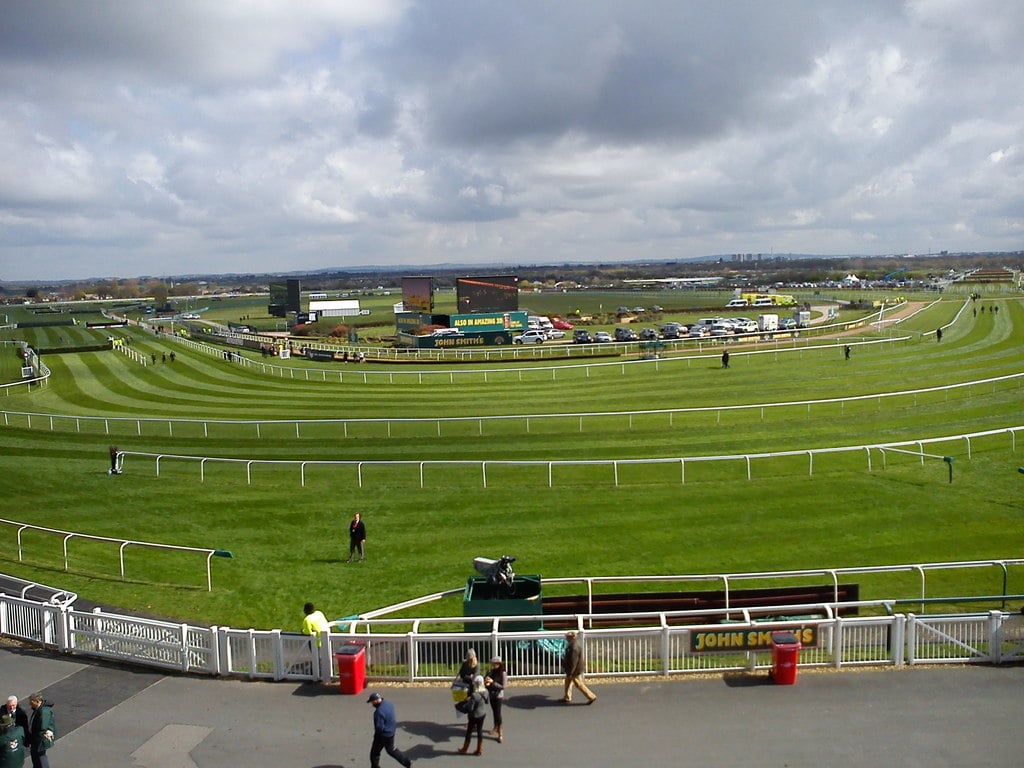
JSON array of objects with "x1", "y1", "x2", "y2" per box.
[{"x1": 514, "y1": 313, "x2": 801, "y2": 345}]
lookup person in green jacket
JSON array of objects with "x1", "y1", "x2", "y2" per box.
[
  {"x1": 0, "y1": 713, "x2": 26, "y2": 768},
  {"x1": 27, "y1": 695, "x2": 54, "y2": 768}
]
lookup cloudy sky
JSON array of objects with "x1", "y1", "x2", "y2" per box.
[{"x1": 1, "y1": 1, "x2": 1021, "y2": 281}]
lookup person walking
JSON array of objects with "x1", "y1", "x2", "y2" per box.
[
  {"x1": 348, "y1": 513, "x2": 366, "y2": 562},
  {"x1": 2, "y1": 699, "x2": 28, "y2": 742},
  {"x1": 484, "y1": 656, "x2": 507, "y2": 743},
  {"x1": 26, "y1": 694, "x2": 54, "y2": 768},
  {"x1": 721, "y1": 350, "x2": 730, "y2": 369},
  {"x1": 367, "y1": 692, "x2": 413, "y2": 768},
  {"x1": 0, "y1": 713, "x2": 26, "y2": 768},
  {"x1": 844, "y1": 345, "x2": 851, "y2": 360},
  {"x1": 561, "y1": 631, "x2": 597, "y2": 704},
  {"x1": 457, "y1": 676, "x2": 488, "y2": 756}
]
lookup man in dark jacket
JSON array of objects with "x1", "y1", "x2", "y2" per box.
[
  {"x1": 27, "y1": 694, "x2": 55, "y2": 768},
  {"x1": 561, "y1": 631, "x2": 597, "y2": 704},
  {"x1": 367, "y1": 692, "x2": 412, "y2": 768},
  {"x1": 348, "y1": 513, "x2": 367, "y2": 562}
]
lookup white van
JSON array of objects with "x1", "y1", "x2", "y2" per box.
[
  {"x1": 692, "y1": 317, "x2": 724, "y2": 331},
  {"x1": 725, "y1": 298, "x2": 748, "y2": 308},
  {"x1": 752, "y1": 297, "x2": 775, "y2": 307}
]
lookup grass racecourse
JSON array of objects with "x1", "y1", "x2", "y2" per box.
[{"x1": 1, "y1": 292, "x2": 1023, "y2": 633}]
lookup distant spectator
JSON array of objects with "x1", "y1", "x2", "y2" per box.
[{"x1": 347, "y1": 513, "x2": 366, "y2": 563}]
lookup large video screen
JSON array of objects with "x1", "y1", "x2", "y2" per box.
[
  {"x1": 402, "y1": 276, "x2": 434, "y2": 313},
  {"x1": 268, "y1": 279, "x2": 300, "y2": 317},
  {"x1": 456, "y1": 275, "x2": 519, "y2": 314}
]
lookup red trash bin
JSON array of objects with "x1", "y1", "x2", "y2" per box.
[
  {"x1": 770, "y1": 632, "x2": 801, "y2": 685},
  {"x1": 335, "y1": 642, "x2": 366, "y2": 694}
]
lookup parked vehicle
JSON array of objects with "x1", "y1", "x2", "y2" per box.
[
  {"x1": 640, "y1": 327, "x2": 659, "y2": 340},
  {"x1": 594, "y1": 331, "x2": 613, "y2": 342},
  {"x1": 725, "y1": 298, "x2": 749, "y2": 308},
  {"x1": 614, "y1": 327, "x2": 639, "y2": 341},
  {"x1": 513, "y1": 329, "x2": 547, "y2": 344},
  {"x1": 431, "y1": 328, "x2": 464, "y2": 337},
  {"x1": 573, "y1": 329, "x2": 593, "y2": 344},
  {"x1": 660, "y1": 324, "x2": 682, "y2": 339},
  {"x1": 779, "y1": 317, "x2": 798, "y2": 330},
  {"x1": 794, "y1": 310, "x2": 811, "y2": 328},
  {"x1": 649, "y1": 305, "x2": 663, "y2": 312},
  {"x1": 757, "y1": 314, "x2": 779, "y2": 332},
  {"x1": 688, "y1": 325, "x2": 709, "y2": 337},
  {"x1": 551, "y1": 318, "x2": 574, "y2": 330},
  {"x1": 546, "y1": 329, "x2": 566, "y2": 339},
  {"x1": 616, "y1": 306, "x2": 630, "y2": 314},
  {"x1": 632, "y1": 306, "x2": 646, "y2": 313}
]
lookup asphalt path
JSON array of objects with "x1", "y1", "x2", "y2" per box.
[{"x1": 3, "y1": 641, "x2": 1022, "y2": 768}]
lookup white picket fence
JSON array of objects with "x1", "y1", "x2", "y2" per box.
[{"x1": 3, "y1": 592, "x2": 1024, "y2": 683}]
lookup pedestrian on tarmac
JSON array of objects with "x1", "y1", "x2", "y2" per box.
[
  {"x1": 485, "y1": 656, "x2": 507, "y2": 743},
  {"x1": 457, "y1": 676, "x2": 488, "y2": 756},
  {"x1": 2, "y1": 698, "x2": 28, "y2": 739},
  {"x1": 561, "y1": 631, "x2": 597, "y2": 704},
  {"x1": 27, "y1": 693, "x2": 55, "y2": 768},
  {"x1": 0, "y1": 713, "x2": 25, "y2": 768},
  {"x1": 367, "y1": 692, "x2": 413, "y2": 768}
]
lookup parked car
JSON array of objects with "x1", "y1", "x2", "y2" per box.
[
  {"x1": 732, "y1": 320, "x2": 759, "y2": 333},
  {"x1": 513, "y1": 329, "x2": 547, "y2": 344},
  {"x1": 649, "y1": 305, "x2": 663, "y2": 312},
  {"x1": 614, "y1": 327, "x2": 638, "y2": 341},
  {"x1": 546, "y1": 329, "x2": 566, "y2": 339},
  {"x1": 640, "y1": 327, "x2": 659, "y2": 340},
  {"x1": 660, "y1": 324, "x2": 682, "y2": 339},
  {"x1": 431, "y1": 328, "x2": 464, "y2": 337},
  {"x1": 594, "y1": 331, "x2": 613, "y2": 343},
  {"x1": 551, "y1": 318, "x2": 574, "y2": 330},
  {"x1": 616, "y1": 306, "x2": 630, "y2": 314},
  {"x1": 573, "y1": 329, "x2": 593, "y2": 344},
  {"x1": 632, "y1": 306, "x2": 646, "y2": 313},
  {"x1": 779, "y1": 317, "x2": 798, "y2": 330},
  {"x1": 688, "y1": 325, "x2": 709, "y2": 337}
]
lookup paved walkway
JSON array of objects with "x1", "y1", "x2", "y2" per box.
[{"x1": 3, "y1": 641, "x2": 1022, "y2": 767}]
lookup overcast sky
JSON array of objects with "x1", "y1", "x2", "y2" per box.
[{"x1": 1, "y1": 1, "x2": 1021, "y2": 281}]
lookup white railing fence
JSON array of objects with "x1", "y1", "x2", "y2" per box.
[
  {"x1": 115, "y1": 424, "x2": 1023, "y2": 489},
  {"x1": 2, "y1": 592, "x2": 1022, "y2": 683},
  {"x1": 3, "y1": 370, "x2": 1020, "y2": 440}
]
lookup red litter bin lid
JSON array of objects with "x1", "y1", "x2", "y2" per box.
[{"x1": 771, "y1": 632, "x2": 799, "y2": 645}]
